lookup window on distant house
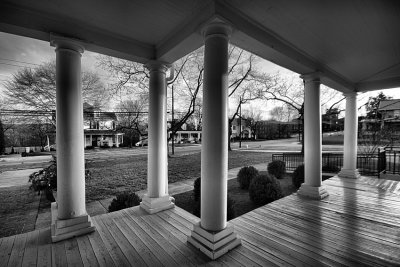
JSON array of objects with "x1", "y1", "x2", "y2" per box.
[{"x1": 232, "y1": 126, "x2": 236, "y2": 130}]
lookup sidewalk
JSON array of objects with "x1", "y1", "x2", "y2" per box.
[
  {"x1": 0, "y1": 168, "x2": 42, "y2": 188},
  {"x1": 34, "y1": 163, "x2": 268, "y2": 230}
]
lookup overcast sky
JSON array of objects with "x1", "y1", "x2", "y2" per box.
[{"x1": 1, "y1": 31, "x2": 399, "y2": 119}]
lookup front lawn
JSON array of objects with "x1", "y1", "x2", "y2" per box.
[
  {"x1": 86, "y1": 150, "x2": 271, "y2": 202},
  {"x1": 0, "y1": 185, "x2": 41, "y2": 238},
  {"x1": 174, "y1": 172, "x2": 335, "y2": 220},
  {"x1": 174, "y1": 172, "x2": 297, "y2": 220}
]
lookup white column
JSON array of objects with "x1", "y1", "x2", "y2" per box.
[
  {"x1": 188, "y1": 22, "x2": 241, "y2": 260},
  {"x1": 297, "y1": 73, "x2": 329, "y2": 199},
  {"x1": 115, "y1": 134, "x2": 119, "y2": 147},
  {"x1": 140, "y1": 61, "x2": 174, "y2": 214},
  {"x1": 339, "y1": 92, "x2": 361, "y2": 178},
  {"x1": 50, "y1": 35, "x2": 94, "y2": 242}
]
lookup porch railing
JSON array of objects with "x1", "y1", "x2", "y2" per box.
[
  {"x1": 383, "y1": 146, "x2": 400, "y2": 175},
  {"x1": 272, "y1": 151, "x2": 386, "y2": 177}
]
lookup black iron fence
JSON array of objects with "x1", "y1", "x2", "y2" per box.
[
  {"x1": 272, "y1": 150, "x2": 387, "y2": 177},
  {"x1": 383, "y1": 146, "x2": 400, "y2": 175}
]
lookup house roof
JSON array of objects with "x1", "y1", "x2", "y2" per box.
[
  {"x1": 1, "y1": 1, "x2": 399, "y2": 93},
  {"x1": 83, "y1": 102, "x2": 117, "y2": 121},
  {"x1": 378, "y1": 99, "x2": 400, "y2": 111}
]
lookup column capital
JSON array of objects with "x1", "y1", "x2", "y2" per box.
[
  {"x1": 145, "y1": 60, "x2": 170, "y2": 74},
  {"x1": 50, "y1": 33, "x2": 85, "y2": 54},
  {"x1": 343, "y1": 91, "x2": 358, "y2": 98},
  {"x1": 300, "y1": 72, "x2": 322, "y2": 83},
  {"x1": 202, "y1": 22, "x2": 232, "y2": 40}
]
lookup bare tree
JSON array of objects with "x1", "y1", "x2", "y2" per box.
[
  {"x1": 3, "y1": 61, "x2": 107, "y2": 124},
  {"x1": 242, "y1": 108, "x2": 263, "y2": 140},
  {"x1": 254, "y1": 74, "x2": 345, "y2": 153},
  {"x1": 116, "y1": 98, "x2": 148, "y2": 147}
]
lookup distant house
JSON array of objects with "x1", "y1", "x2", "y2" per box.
[
  {"x1": 231, "y1": 118, "x2": 252, "y2": 139},
  {"x1": 361, "y1": 99, "x2": 400, "y2": 135},
  {"x1": 256, "y1": 120, "x2": 299, "y2": 140},
  {"x1": 322, "y1": 108, "x2": 344, "y2": 132},
  {"x1": 378, "y1": 99, "x2": 400, "y2": 132},
  {"x1": 83, "y1": 102, "x2": 124, "y2": 148},
  {"x1": 167, "y1": 122, "x2": 201, "y2": 143}
]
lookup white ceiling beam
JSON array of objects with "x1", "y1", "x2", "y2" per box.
[
  {"x1": 214, "y1": 0, "x2": 355, "y2": 93},
  {"x1": 155, "y1": 1, "x2": 215, "y2": 63},
  {"x1": 356, "y1": 77, "x2": 400, "y2": 92},
  {"x1": 0, "y1": 3, "x2": 154, "y2": 63}
]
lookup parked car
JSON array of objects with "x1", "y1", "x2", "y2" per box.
[
  {"x1": 135, "y1": 139, "x2": 148, "y2": 147},
  {"x1": 44, "y1": 144, "x2": 56, "y2": 151}
]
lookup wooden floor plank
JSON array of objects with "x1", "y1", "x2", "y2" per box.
[
  {"x1": 0, "y1": 235, "x2": 15, "y2": 266},
  {"x1": 323, "y1": 187, "x2": 400, "y2": 211},
  {"x1": 86, "y1": 227, "x2": 116, "y2": 267},
  {"x1": 139, "y1": 211, "x2": 211, "y2": 266},
  {"x1": 91, "y1": 216, "x2": 130, "y2": 267},
  {"x1": 235, "y1": 242, "x2": 281, "y2": 267},
  {"x1": 64, "y1": 238, "x2": 84, "y2": 267},
  {"x1": 234, "y1": 224, "x2": 301, "y2": 266},
  {"x1": 36, "y1": 228, "x2": 52, "y2": 267},
  {"x1": 268, "y1": 200, "x2": 400, "y2": 247},
  {"x1": 76, "y1": 235, "x2": 100, "y2": 267},
  {"x1": 21, "y1": 230, "x2": 39, "y2": 267},
  {"x1": 325, "y1": 183, "x2": 400, "y2": 204},
  {"x1": 7, "y1": 232, "x2": 27, "y2": 267},
  {"x1": 51, "y1": 239, "x2": 67, "y2": 267},
  {"x1": 2, "y1": 176, "x2": 400, "y2": 266},
  {"x1": 252, "y1": 207, "x2": 391, "y2": 266},
  {"x1": 245, "y1": 210, "x2": 385, "y2": 267},
  {"x1": 265, "y1": 203, "x2": 400, "y2": 263},
  {"x1": 237, "y1": 216, "x2": 340, "y2": 266},
  {"x1": 119, "y1": 214, "x2": 178, "y2": 267},
  {"x1": 102, "y1": 215, "x2": 151, "y2": 266},
  {"x1": 121, "y1": 209, "x2": 193, "y2": 267},
  {"x1": 109, "y1": 215, "x2": 161, "y2": 266}
]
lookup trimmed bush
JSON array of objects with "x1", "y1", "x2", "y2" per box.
[
  {"x1": 322, "y1": 161, "x2": 340, "y2": 173},
  {"x1": 193, "y1": 195, "x2": 235, "y2": 220},
  {"x1": 249, "y1": 174, "x2": 283, "y2": 206},
  {"x1": 29, "y1": 156, "x2": 91, "y2": 201},
  {"x1": 193, "y1": 177, "x2": 201, "y2": 202},
  {"x1": 267, "y1": 160, "x2": 286, "y2": 179},
  {"x1": 292, "y1": 164, "x2": 305, "y2": 189},
  {"x1": 237, "y1": 166, "x2": 259, "y2": 189},
  {"x1": 108, "y1": 191, "x2": 142, "y2": 212}
]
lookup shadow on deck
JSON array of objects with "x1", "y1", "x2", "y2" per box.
[{"x1": 1, "y1": 176, "x2": 399, "y2": 266}]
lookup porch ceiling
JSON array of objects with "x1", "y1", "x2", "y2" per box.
[{"x1": 1, "y1": 0, "x2": 399, "y2": 92}]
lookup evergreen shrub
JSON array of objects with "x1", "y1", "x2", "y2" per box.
[
  {"x1": 292, "y1": 164, "x2": 305, "y2": 189},
  {"x1": 267, "y1": 160, "x2": 286, "y2": 179},
  {"x1": 249, "y1": 174, "x2": 283, "y2": 206},
  {"x1": 237, "y1": 166, "x2": 259, "y2": 189},
  {"x1": 108, "y1": 191, "x2": 142, "y2": 212}
]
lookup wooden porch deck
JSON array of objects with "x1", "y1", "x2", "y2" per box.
[{"x1": 1, "y1": 176, "x2": 400, "y2": 266}]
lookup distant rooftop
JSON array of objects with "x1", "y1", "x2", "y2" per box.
[{"x1": 378, "y1": 99, "x2": 400, "y2": 111}]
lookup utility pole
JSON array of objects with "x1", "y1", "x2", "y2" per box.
[
  {"x1": 171, "y1": 85, "x2": 175, "y2": 155},
  {"x1": 239, "y1": 97, "x2": 242, "y2": 148}
]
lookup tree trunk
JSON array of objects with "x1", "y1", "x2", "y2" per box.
[{"x1": 228, "y1": 120, "x2": 232, "y2": 151}]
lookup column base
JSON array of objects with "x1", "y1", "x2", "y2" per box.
[
  {"x1": 187, "y1": 222, "x2": 241, "y2": 260},
  {"x1": 140, "y1": 195, "x2": 175, "y2": 214},
  {"x1": 297, "y1": 184, "x2": 329, "y2": 199},
  {"x1": 338, "y1": 168, "x2": 361, "y2": 179},
  {"x1": 51, "y1": 202, "x2": 95, "y2": 243}
]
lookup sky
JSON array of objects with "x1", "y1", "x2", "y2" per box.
[{"x1": 1, "y1": 31, "x2": 399, "y2": 119}]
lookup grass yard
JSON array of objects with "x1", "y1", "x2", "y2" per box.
[
  {"x1": 86, "y1": 150, "x2": 271, "y2": 202},
  {"x1": 173, "y1": 172, "x2": 298, "y2": 220},
  {"x1": 0, "y1": 185, "x2": 41, "y2": 238},
  {"x1": 322, "y1": 133, "x2": 344, "y2": 145}
]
